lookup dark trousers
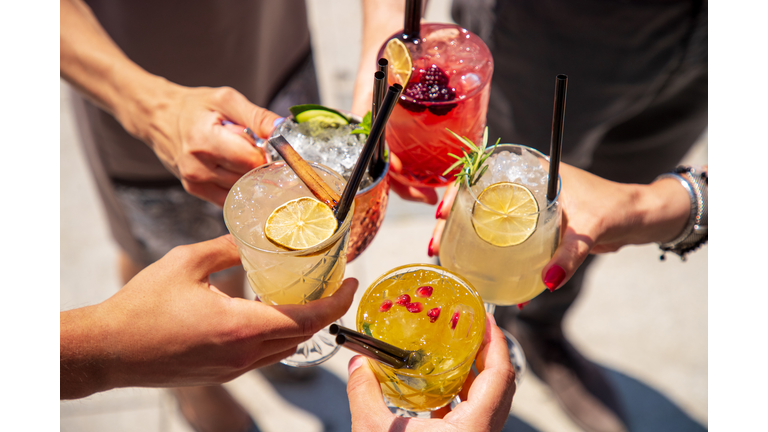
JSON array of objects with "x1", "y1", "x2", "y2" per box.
[{"x1": 453, "y1": 0, "x2": 708, "y2": 326}]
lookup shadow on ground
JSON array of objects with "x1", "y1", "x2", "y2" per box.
[
  {"x1": 256, "y1": 363, "x2": 705, "y2": 432},
  {"x1": 605, "y1": 366, "x2": 707, "y2": 432}
]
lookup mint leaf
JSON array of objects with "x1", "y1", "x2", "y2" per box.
[{"x1": 350, "y1": 111, "x2": 372, "y2": 135}]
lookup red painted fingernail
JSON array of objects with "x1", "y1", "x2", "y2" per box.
[
  {"x1": 427, "y1": 238, "x2": 434, "y2": 257},
  {"x1": 544, "y1": 265, "x2": 566, "y2": 291},
  {"x1": 435, "y1": 201, "x2": 443, "y2": 219},
  {"x1": 517, "y1": 301, "x2": 530, "y2": 310}
]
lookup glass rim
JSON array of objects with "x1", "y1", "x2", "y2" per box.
[
  {"x1": 356, "y1": 263, "x2": 486, "y2": 377},
  {"x1": 380, "y1": 23, "x2": 494, "y2": 105},
  {"x1": 463, "y1": 143, "x2": 561, "y2": 217},
  {"x1": 223, "y1": 161, "x2": 355, "y2": 257}
]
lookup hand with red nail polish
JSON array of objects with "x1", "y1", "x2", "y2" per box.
[
  {"x1": 428, "y1": 183, "x2": 459, "y2": 258},
  {"x1": 541, "y1": 162, "x2": 701, "y2": 291},
  {"x1": 346, "y1": 314, "x2": 516, "y2": 432},
  {"x1": 387, "y1": 152, "x2": 440, "y2": 205}
]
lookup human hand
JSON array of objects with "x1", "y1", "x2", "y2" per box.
[
  {"x1": 346, "y1": 314, "x2": 516, "y2": 432},
  {"x1": 388, "y1": 152, "x2": 440, "y2": 205},
  {"x1": 60, "y1": 235, "x2": 358, "y2": 399},
  {"x1": 138, "y1": 84, "x2": 281, "y2": 206},
  {"x1": 429, "y1": 163, "x2": 692, "y2": 290}
]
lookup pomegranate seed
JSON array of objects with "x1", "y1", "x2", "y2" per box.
[
  {"x1": 379, "y1": 300, "x2": 393, "y2": 312},
  {"x1": 427, "y1": 307, "x2": 441, "y2": 323},
  {"x1": 450, "y1": 311, "x2": 460, "y2": 330},
  {"x1": 406, "y1": 302, "x2": 423, "y2": 313},
  {"x1": 415, "y1": 286, "x2": 433, "y2": 298},
  {"x1": 395, "y1": 294, "x2": 411, "y2": 306}
]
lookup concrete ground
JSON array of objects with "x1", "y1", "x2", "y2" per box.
[{"x1": 60, "y1": 1, "x2": 707, "y2": 431}]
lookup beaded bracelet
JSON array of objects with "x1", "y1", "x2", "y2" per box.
[{"x1": 655, "y1": 165, "x2": 708, "y2": 261}]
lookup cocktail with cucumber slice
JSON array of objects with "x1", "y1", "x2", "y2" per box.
[{"x1": 266, "y1": 104, "x2": 390, "y2": 262}]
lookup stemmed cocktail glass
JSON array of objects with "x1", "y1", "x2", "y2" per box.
[
  {"x1": 439, "y1": 143, "x2": 564, "y2": 385},
  {"x1": 223, "y1": 161, "x2": 355, "y2": 367}
]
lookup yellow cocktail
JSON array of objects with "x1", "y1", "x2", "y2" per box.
[{"x1": 356, "y1": 264, "x2": 486, "y2": 412}]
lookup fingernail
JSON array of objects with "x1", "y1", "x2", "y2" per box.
[
  {"x1": 544, "y1": 265, "x2": 566, "y2": 292},
  {"x1": 348, "y1": 355, "x2": 364, "y2": 376},
  {"x1": 435, "y1": 201, "x2": 443, "y2": 219},
  {"x1": 273, "y1": 117, "x2": 285, "y2": 127},
  {"x1": 427, "y1": 238, "x2": 434, "y2": 257},
  {"x1": 517, "y1": 301, "x2": 530, "y2": 310}
]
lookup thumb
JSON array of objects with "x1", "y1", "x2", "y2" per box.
[
  {"x1": 347, "y1": 356, "x2": 395, "y2": 428},
  {"x1": 214, "y1": 89, "x2": 282, "y2": 139},
  {"x1": 182, "y1": 234, "x2": 243, "y2": 280},
  {"x1": 542, "y1": 227, "x2": 594, "y2": 292}
]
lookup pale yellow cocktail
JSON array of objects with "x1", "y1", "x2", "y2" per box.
[{"x1": 439, "y1": 144, "x2": 561, "y2": 306}]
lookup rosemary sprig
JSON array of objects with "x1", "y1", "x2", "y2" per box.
[{"x1": 443, "y1": 127, "x2": 499, "y2": 186}]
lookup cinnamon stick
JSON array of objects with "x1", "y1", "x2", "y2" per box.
[{"x1": 268, "y1": 135, "x2": 341, "y2": 209}]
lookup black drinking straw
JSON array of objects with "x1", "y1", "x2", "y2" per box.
[
  {"x1": 329, "y1": 324, "x2": 423, "y2": 370},
  {"x1": 376, "y1": 59, "x2": 389, "y2": 172},
  {"x1": 368, "y1": 68, "x2": 388, "y2": 179},
  {"x1": 403, "y1": 0, "x2": 422, "y2": 42},
  {"x1": 335, "y1": 83, "x2": 403, "y2": 223},
  {"x1": 547, "y1": 75, "x2": 568, "y2": 203}
]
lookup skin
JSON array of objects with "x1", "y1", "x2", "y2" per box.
[
  {"x1": 430, "y1": 162, "x2": 704, "y2": 290},
  {"x1": 60, "y1": 0, "x2": 279, "y2": 207},
  {"x1": 346, "y1": 314, "x2": 516, "y2": 432},
  {"x1": 60, "y1": 235, "x2": 359, "y2": 400},
  {"x1": 351, "y1": 0, "x2": 438, "y2": 205}
]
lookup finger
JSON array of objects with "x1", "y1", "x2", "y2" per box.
[
  {"x1": 388, "y1": 177, "x2": 439, "y2": 204},
  {"x1": 212, "y1": 88, "x2": 282, "y2": 140},
  {"x1": 209, "y1": 124, "x2": 267, "y2": 173},
  {"x1": 428, "y1": 218, "x2": 445, "y2": 257},
  {"x1": 541, "y1": 226, "x2": 594, "y2": 292},
  {"x1": 347, "y1": 356, "x2": 396, "y2": 428},
  {"x1": 182, "y1": 179, "x2": 230, "y2": 207},
  {"x1": 463, "y1": 315, "x2": 516, "y2": 429},
  {"x1": 174, "y1": 235, "x2": 243, "y2": 279},
  {"x1": 260, "y1": 278, "x2": 359, "y2": 339},
  {"x1": 435, "y1": 183, "x2": 459, "y2": 220}
]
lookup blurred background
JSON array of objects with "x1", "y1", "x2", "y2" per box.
[{"x1": 60, "y1": 1, "x2": 707, "y2": 431}]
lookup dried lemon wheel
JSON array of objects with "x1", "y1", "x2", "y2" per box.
[
  {"x1": 265, "y1": 197, "x2": 337, "y2": 250},
  {"x1": 472, "y1": 182, "x2": 539, "y2": 247},
  {"x1": 384, "y1": 38, "x2": 413, "y2": 85}
]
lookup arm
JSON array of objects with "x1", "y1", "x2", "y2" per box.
[
  {"x1": 60, "y1": 0, "x2": 280, "y2": 206},
  {"x1": 346, "y1": 314, "x2": 516, "y2": 432},
  {"x1": 351, "y1": 1, "x2": 439, "y2": 204},
  {"x1": 60, "y1": 235, "x2": 358, "y2": 400},
  {"x1": 430, "y1": 163, "x2": 701, "y2": 289}
]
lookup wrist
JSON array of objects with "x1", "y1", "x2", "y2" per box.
[
  {"x1": 112, "y1": 69, "x2": 183, "y2": 143},
  {"x1": 60, "y1": 304, "x2": 120, "y2": 399},
  {"x1": 634, "y1": 178, "x2": 691, "y2": 244}
]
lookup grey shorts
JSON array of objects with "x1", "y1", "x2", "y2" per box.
[{"x1": 112, "y1": 181, "x2": 229, "y2": 265}]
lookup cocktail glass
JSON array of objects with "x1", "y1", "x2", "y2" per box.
[
  {"x1": 378, "y1": 23, "x2": 493, "y2": 188},
  {"x1": 223, "y1": 161, "x2": 355, "y2": 367},
  {"x1": 439, "y1": 143, "x2": 563, "y2": 383},
  {"x1": 356, "y1": 264, "x2": 486, "y2": 417},
  {"x1": 268, "y1": 116, "x2": 389, "y2": 262}
]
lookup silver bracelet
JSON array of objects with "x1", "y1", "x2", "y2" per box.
[{"x1": 655, "y1": 165, "x2": 708, "y2": 261}]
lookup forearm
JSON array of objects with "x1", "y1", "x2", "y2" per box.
[
  {"x1": 352, "y1": 0, "x2": 406, "y2": 115},
  {"x1": 59, "y1": 0, "x2": 181, "y2": 141},
  {"x1": 60, "y1": 305, "x2": 116, "y2": 399}
]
